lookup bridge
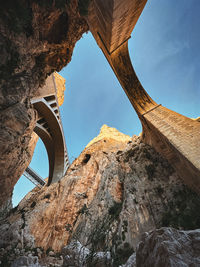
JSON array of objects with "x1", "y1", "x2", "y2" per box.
[
  {"x1": 24, "y1": 166, "x2": 46, "y2": 187},
  {"x1": 87, "y1": 0, "x2": 200, "y2": 193},
  {"x1": 24, "y1": 73, "x2": 70, "y2": 186}
]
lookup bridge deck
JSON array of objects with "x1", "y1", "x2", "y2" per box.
[
  {"x1": 24, "y1": 167, "x2": 46, "y2": 187},
  {"x1": 24, "y1": 73, "x2": 70, "y2": 186},
  {"x1": 88, "y1": 0, "x2": 200, "y2": 193}
]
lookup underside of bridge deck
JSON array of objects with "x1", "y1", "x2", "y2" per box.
[
  {"x1": 88, "y1": 0, "x2": 200, "y2": 193},
  {"x1": 27, "y1": 74, "x2": 69, "y2": 185}
]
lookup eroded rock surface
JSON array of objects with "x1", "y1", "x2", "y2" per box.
[
  {"x1": 136, "y1": 227, "x2": 200, "y2": 267},
  {"x1": 54, "y1": 72, "x2": 66, "y2": 106},
  {"x1": 0, "y1": 0, "x2": 89, "y2": 210},
  {"x1": 0, "y1": 126, "x2": 200, "y2": 266}
]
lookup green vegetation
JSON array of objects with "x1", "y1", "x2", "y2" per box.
[
  {"x1": 108, "y1": 201, "x2": 122, "y2": 219},
  {"x1": 78, "y1": 204, "x2": 89, "y2": 215},
  {"x1": 123, "y1": 148, "x2": 137, "y2": 162},
  {"x1": 145, "y1": 164, "x2": 155, "y2": 181},
  {"x1": 19, "y1": 208, "x2": 26, "y2": 229},
  {"x1": 65, "y1": 223, "x2": 72, "y2": 232},
  {"x1": 142, "y1": 147, "x2": 153, "y2": 160},
  {"x1": 121, "y1": 220, "x2": 128, "y2": 241},
  {"x1": 161, "y1": 186, "x2": 200, "y2": 229},
  {"x1": 46, "y1": 247, "x2": 53, "y2": 255},
  {"x1": 73, "y1": 198, "x2": 126, "y2": 266},
  {"x1": 21, "y1": 212, "x2": 26, "y2": 229},
  {"x1": 113, "y1": 242, "x2": 134, "y2": 266},
  {"x1": 78, "y1": 0, "x2": 90, "y2": 16}
]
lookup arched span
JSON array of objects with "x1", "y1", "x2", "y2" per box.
[
  {"x1": 32, "y1": 96, "x2": 69, "y2": 185},
  {"x1": 88, "y1": 0, "x2": 200, "y2": 193},
  {"x1": 34, "y1": 123, "x2": 54, "y2": 181}
]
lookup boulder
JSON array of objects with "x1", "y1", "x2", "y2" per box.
[{"x1": 136, "y1": 227, "x2": 200, "y2": 267}]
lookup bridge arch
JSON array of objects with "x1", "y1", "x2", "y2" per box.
[
  {"x1": 88, "y1": 0, "x2": 200, "y2": 193},
  {"x1": 31, "y1": 94, "x2": 69, "y2": 185}
]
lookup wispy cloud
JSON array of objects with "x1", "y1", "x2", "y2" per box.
[{"x1": 155, "y1": 40, "x2": 189, "y2": 65}]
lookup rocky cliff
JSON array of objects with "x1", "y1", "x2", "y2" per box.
[
  {"x1": 54, "y1": 72, "x2": 66, "y2": 106},
  {"x1": 0, "y1": 70, "x2": 66, "y2": 218},
  {"x1": 0, "y1": 0, "x2": 89, "y2": 211},
  {"x1": 0, "y1": 126, "x2": 199, "y2": 266}
]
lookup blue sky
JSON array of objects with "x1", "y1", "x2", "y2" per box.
[{"x1": 13, "y1": 0, "x2": 200, "y2": 206}]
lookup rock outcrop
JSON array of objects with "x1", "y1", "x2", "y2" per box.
[
  {"x1": 54, "y1": 72, "x2": 66, "y2": 106},
  {"x1": 0, "y1": 70, "x2": 65, "y2": 217},
  {"x1": 0, "y1": 126, "x2": 199, "y2": 266},
  {"x1": 0, "y1": 0, "x2": 89, "y2": 211},
  {"x1": 0, "y1": 130, "x2": 39, "y2": 218},
  {"x1": 86, "y1": 124, "x2": 132, "y2": 148},
  {"x1": 136, "y1": 227, "x2": 200, "y2": 267}
]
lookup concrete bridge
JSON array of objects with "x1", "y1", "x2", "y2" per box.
[
  {"x1": 24, "y1": 166, "x2": 46, "y2": 187},
  {"x1": 25, "y1": 74, "x2": 69, "y2": 186},
  {"x1": 87, "y1": 0, "x2": 200, "y2": 193}
]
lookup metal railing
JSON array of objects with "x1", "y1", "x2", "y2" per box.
[{"x1": 24, "y1": 166, "x2": 46, "y2": 187}]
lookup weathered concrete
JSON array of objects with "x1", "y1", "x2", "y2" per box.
[
  {"x1": 142, "y1": 106, "x2": 200, "y2": 193},
  {"x1": 30, "y1": 73, "x2": 69, "y2": 185},
  {"x1": 88, "y1": 0, "x2": 200, "y2": 192},
  {"x1": 88, "y1": 0, "x2": 147, "y2": 53}
]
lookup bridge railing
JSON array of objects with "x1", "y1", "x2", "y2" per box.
[{"x1": 24, "y1": 166, "x2": 46, "y2": 188}]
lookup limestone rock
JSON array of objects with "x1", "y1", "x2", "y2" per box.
[
  {"x1": 0, "y1": 0, "x2": 89, "y2": 210},
  {"x1": 0, "y1": 131, "x2": 38, "y2": 219},
  {"x1": 195, "y1": 117, "x2": 200, "y2": 122},
  {"x1": 0, "y1": 126, "x2": 200, "y2": 266},
  {"x1": 86, "y1": 124, "x2": 132, "y2": 148},
  {"x1": 120, "y1": 253, "x2": 136, "y2": 267},
  {"x1": 0, "y1": 105, "x2": 37, "y2": 214},
  {"x1": 136, "y1": 227, "x2": 200, "y2": 267},
  {"x1": 62, "y1": 241, "x2": 111, "y2": 267},
  {"x1": 54, "y1": 72, "x2": 66, "y2": 106},
  {"x1": 0, "y1": 196, "x2": 12, "y2": 219},
  {"x1": 11, "y1": 255, "x2": 40, "y2": 267}
]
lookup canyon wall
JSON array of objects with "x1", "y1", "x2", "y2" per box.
[
  {"x1": 0, "y1": 126, "x2": 199, "y2": 266},
  {"x1": 0, "y1": 0, "x2": 89, "y2": 209}
]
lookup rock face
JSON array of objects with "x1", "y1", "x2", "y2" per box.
[
  {"x1": 0, "y1": 131, "x2": 38, "y2": 219},
  {"x1": 136, "y1": 227, "x2": 200, "y2": 267},
  {"x1": 62, "y1": 240, "x2": 111, "y2": 267},
  {"x1": 0, "y1": 126, "x2": 200, "y2": 266},
  {"x1": 0, "y1": 0, "x2": 89, "y2": 210},
  {"x1": 86, "y1": 124, "x2": 132, "y2": 148},
  {"x1": 0, "y1": 70, "x2": 65, "y2": 217},
  {"x1": 54, "y1": 72, "x2": 66, "y2": 106},
  {"x1": 0, "y1": 114, "x2": 38, "y2": 215},
  {"x1": 195, "y1": 117, "x2": 200, "y2": 122}
]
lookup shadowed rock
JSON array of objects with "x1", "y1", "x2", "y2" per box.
[
  {"x1": 136, "y1": 227, "x2": 200, "y2": 267},
  {"x1": 0, "y1": 126, "x2": 199, "y2": 266},
  {"x1": 0, "y1": 0, "x2": 89, "y2": 211}
]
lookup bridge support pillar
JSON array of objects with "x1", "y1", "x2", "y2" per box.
[
  {"x1": 101, "y1": 40, "x2": 200, "y2": 193},
  {"x1": 141, "y1": 105, "x2": 200, "y2": 193},
  {"x1": 88, "y1": 0, "x2": 200, "y2": 193}
]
